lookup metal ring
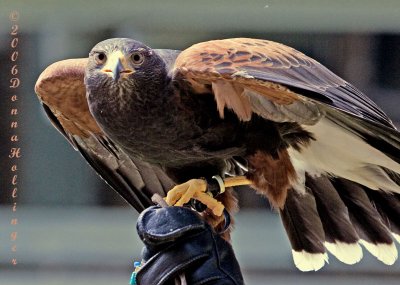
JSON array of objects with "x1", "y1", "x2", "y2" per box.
[{"x1": 212, "y1": 175, "x2": 225, "y2": 194}]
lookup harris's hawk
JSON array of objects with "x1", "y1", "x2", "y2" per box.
[{"x1": 35, "y1": 38, "x2": 400, "y2": 271}]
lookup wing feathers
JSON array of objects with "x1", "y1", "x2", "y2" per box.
[
  {"x1": 175, "y1": 38, "x2": 394, "y2": 128},
  {"x1": 72, "y1": 136, "x2": 148, "y2": 211},
  {"x1": 35, "y1": 58, "x2": 175, "y2": 211},
  {"x1": 293, "y1": 116, "x2": 400, "y2": 193},
  {"x1": 211, "y1": 81, "x2": 251, "y2": 120},
  {"x1": 35, "y1": 58, "x2": 101, "y2": 136}
]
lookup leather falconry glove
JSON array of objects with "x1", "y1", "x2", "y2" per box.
[{"x1": 134, "y1": 205, "x2": 244, "y2": 285}]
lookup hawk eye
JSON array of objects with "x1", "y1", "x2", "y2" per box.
[
  {"x1": 131, "y1": 52, "x2": 145, "y2": 65},
  {"x1": 95, "y1": 52, "x2": 107, "y2": 64}
]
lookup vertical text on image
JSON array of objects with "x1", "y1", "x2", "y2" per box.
[{"x1": 9, "y1": 10, "x2": 21, "y2": 267}]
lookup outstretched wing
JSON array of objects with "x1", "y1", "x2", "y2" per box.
[
  {"x1": 174, "y1": 38, "x2": 394, "y2": 127},
  {"x1": 35, "y1": 59, "x2": 174, "y2": 213},
  {"x1": 173, "y1": 38, "x2": 400, "y2": 270}
]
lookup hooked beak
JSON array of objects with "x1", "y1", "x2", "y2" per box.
[{"x1": 102, "y1": 51, "x2": 133, "y2": 82}]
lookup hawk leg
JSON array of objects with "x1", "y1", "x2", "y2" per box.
[{"x1": 165, "y1": 176, "x2": 252, "y2": 216}]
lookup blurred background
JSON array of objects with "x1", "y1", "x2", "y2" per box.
[{"x1": 0, "y1": 0, "x2": 400, "y2": 284}]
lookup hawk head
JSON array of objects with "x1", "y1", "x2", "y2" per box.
[{"x1": 84, "y1": 38, "x2": 170, "y2": 138}]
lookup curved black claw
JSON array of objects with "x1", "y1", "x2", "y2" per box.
[
  {"x1": 188, "y1": 199, "x2": 231, "y2": 234},
  {"x1": 190, "y1": 198, "x2": 208, "y2": 212},
  {"x1": 218, "y1": 208, "x2": 231, "y2": 234}
]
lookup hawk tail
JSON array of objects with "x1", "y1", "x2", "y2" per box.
[{"x1": 280, "y1": 175, "x2": 399, "y2": 271}]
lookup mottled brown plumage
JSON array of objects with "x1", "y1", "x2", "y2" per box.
[
  {"x1": 247, "y1": 149, "x2": 297, "y2": 208},
  {"x1": 35, "y1": 37, "x2": 400, "y2": 271},
  {"x1": 35, "y1": 58, "x2": 101, "y2": 137},
  {"x1": 35, "y1": 57, "x2": 175, "y2": 212}
]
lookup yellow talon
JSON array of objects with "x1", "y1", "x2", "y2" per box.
[
  {"x1": 165, "y1": 179, "x2": 206, "y2": 206},
  {"x1": 165, "y1": 178, "x2": 224, "y2": 216},
  {"x1": 164, "y1": 176, "x2": 252, "y2": 217},
  {"x1": 193, "y1": 192, "x2": 224, "y2": 216}
]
